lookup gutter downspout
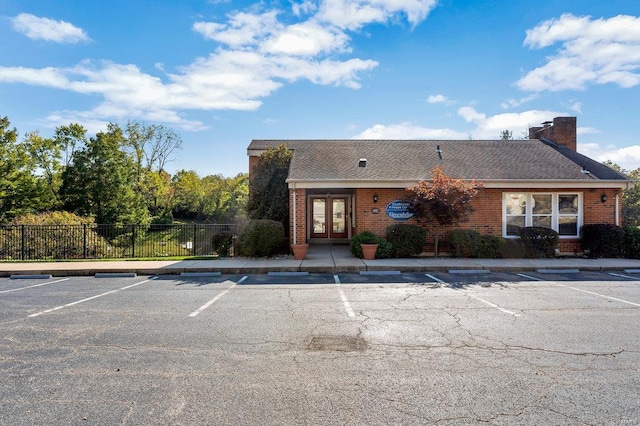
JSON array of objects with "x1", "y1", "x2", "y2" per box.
[
  {"x1": 292, "y1": 185, "x2": 297, "y2": 245},
  {"x1": 615, "y1": 192, "x2": 620, "y2": 227}
]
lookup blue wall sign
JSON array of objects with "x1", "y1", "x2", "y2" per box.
[{"x1": 386, "y1": 200, "x2": 414, "y2": 221}]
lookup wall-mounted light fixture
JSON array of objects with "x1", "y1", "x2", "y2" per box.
[
  {"x1": 373, "y1": 193, "x2": 378, "y2": 203},
  {"x1": 601, "y1": 193, "x2": 608, "y2": 203},
  {"x1": 358, "y1": 158, "x2": 367, "y2": 167}
]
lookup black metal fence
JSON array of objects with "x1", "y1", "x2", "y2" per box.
[{"x1": 0, "y1": 223, "x2": 239, "y2": 261}]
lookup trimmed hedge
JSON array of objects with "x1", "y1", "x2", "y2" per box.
[
  {"x1": 519, "y1": 227, "x2": 559, "y2": 258},
  {"x1": 449, "y1": 230, "x2": 503, "y2": 259},
  {"x1": 386, "y1": 224, "x2": 426, "y2": 257},
  {"x1": 237, "y1": 219, "x2": 284, "y2": 257},
  {"x1": 350, "y1": 231, "x2": 393, "y2": 259},
  {"x1": 581, "y1": 224, "x2": 624, "y2": 258}
]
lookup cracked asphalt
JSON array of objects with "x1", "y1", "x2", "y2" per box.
[{"x1": 1, "y1": 271, "x2": 639, "y2": 425}]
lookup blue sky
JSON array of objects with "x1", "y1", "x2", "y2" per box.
[{"x1": 1, "y1": 0, "x2": 639, "y2": 177}]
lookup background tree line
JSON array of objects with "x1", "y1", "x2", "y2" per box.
[{"x1": 0, "y1": 115, "x2": 248, "y2": 225}]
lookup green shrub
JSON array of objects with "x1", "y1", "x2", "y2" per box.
[
  {"x1": 1, "y1": 212, "x2": 109, "y2": 260},
  {"x1": 581, "y1": 224, "x2": 624, "y2": 258},
  {"x1": 238, "y1": 219, "x2": 284, "y2": 257},
  {"x1": 519, "y1": 227, "x2": 559, "y2": 258},
  {"x1": 350, "y1": 231, "x2": 393, "y2": 259},
  {"x1": 211, "y1": 231, "x2": 234, "y2": 257},
  {"x1": 449, "y1": 230, "x2": 503, "y2": 258},
  {"x1": 623, "y1": 226, "x2": 640, "y2": 259},
  {"x1": 478, "y1": 235, "x2": 504, "y2": 259},
  {"x1": 386, "y1": 224, "x2": 426, "y2": 257},
  {"x1": 449, "y1": 230, "x2": 481, "y2": 258}
]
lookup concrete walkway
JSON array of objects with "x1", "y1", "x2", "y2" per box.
[{"x1": 2, "y1": 244, "x2": 640, "y2": 277}]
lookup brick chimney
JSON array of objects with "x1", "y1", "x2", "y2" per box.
[{"x1": 529, "y1": 116, "x2": 577, "y2": 151}]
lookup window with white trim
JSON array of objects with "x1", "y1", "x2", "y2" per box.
[{"x1": 503, "y1": 192, "x2": 582, "y2": 237}]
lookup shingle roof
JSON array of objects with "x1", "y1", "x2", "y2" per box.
[{"x1": 247, "y1": 139, "x2": 629, "y2": 183}]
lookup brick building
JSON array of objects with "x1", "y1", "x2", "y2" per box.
[{"x1": 247, "y1": 117, "x2": 632, "y2": 255}]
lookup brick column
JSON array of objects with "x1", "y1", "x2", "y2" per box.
[{"x1": 290, "y1": 188, "x2": 307, "y2": 244}]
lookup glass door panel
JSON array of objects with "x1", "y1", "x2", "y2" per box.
[
  {"x1": 312, "y1": 199, "x2": 327, "y2": 238},
  {"x1": 330, "y1": 198, "x2": 348, "y2": 238},
  {"x1": 332, "y1": 199, "x2": 345, "y2": 235}
]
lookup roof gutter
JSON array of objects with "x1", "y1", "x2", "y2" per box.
[{"x1": 286, "y1": 178, "x2": 632, "y2": 190}]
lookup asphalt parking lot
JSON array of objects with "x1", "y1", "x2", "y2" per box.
[{"x1": 1, "y1": 271, "x2": 639, "y2": 425}]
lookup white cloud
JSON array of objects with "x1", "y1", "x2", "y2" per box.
[
  {"x1": 353, "y1": 122, "x2": 468, "y2": 139},
  {"x1": 193, "y1": 11, "x2": 281, "y2": 47},
  {"x1": 501, "y1": 94, "x2": 538, "y2": 109},
  {"x1": 427, "y1": 94, "x2": 454, "y2": 105},
  {"x1": 458, "y1": 106, "x2": 566, "y2": 139},
  {"x1": 11, "y1": 13, "x2": 90, "y2": 43},
  {"x1": 457, "y1": 106, "x2": 486, "y2": 123},
  {"x1": 262, "y1": 22, "x2": 350, "y2": 56},
  {"x1": 316, "y1": 0, "x2": 437, "y2": 30},
  {"x1": 518, "y1": 14, "x2": 640, "y2": 91},
  {"x1": 2, "y1": 1, "x2": 435, "y2": 131},
  {"x1": 577, "y1": 126, "x2": 599, "y2": 135},
  {"x1": 568, "y1": 101, "x2": 583, "y2": 114},
  {"x1": 579, "y1": 143, "x2": 640, "y2": 171},
  {"x1": 292, "y1": 0, "x2": 318, "y2": 16}
]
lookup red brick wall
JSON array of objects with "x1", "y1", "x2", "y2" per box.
[
  {"x1": 350, "y1": 186, "x2": 621, "y2": 254},
  {"x1": 289, "y1": 189, "x2": 307, "y2": 245},
  {"x1": 354, "y1": 188, "x2": 503, "y2": 239},
  {"x1": 354, "y1": 188, "x2": 410, "y2": 236}
]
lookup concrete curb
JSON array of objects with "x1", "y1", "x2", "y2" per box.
[{"x1": 3, "y1": 263, "x2": 640, "y2": 277}]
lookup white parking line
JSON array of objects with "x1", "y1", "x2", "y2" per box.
[
  {"x1": 425, "y1": 273, "x2": 445, "y2": 284},
  {"x1": 0, "y1": 278, "x2": 69, "y2": 295},
  {"x1": 609, "y1": 273, "x2": 640, "y2": 280},
  {"x1": 465, "y1": 294, "x2": 520, "y2": 316},
  {"x1": 517, "y1": 273, "x2": 540, "y2": 281},
  {"x1": 188, "y1": 276, "x2": 246, "y2": 317},
  {"x1": 427, "y1": 273, "x2": 519, "y2": 316},
  {"x1": 334, "y1": 275, "x2": 356, "y2": 318},
  {"x1": 28, "y1": 277, "x2": 158, "y2": 318},
  {"x1": 518, "y1": 273, "x2": 640, "y2": 307}
]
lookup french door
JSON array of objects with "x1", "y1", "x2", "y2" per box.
[{"x1": 311, "y1": 197, "x2": 348, "y2": 239}]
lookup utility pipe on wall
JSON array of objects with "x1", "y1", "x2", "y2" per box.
[{"x1": 292, "y1": 187, "x2": 297, "y2": 245}]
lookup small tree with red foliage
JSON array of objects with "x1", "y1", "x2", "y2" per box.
[{"x1": 406, "y1": 167, "x2": 483, "y2": 255}]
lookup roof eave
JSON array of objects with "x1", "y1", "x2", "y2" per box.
[{"x1": 286, "y1": 178, "x2": 632, "y2": 190}]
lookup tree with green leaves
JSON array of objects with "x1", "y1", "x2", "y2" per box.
[
  {"x1": 123, "y1": 121, "x2": 182, "y2": 215},
  {"x1": 0, "y1": 116, "x2": 56, "y2": 222},
  {"x1": 55, "y1": 123, "x2": 88, "y2": 167},
  {"x1": 171, "y1": 170, "x2": 205, "y2": 220},
  {"x1": 21, "y1": 123, "x2": 89, "y2": 211},
  {"x1": 246, "y1": 144, "x2": 292, "y2": 233},
  {"x1": 170, "y1": 170, "x2": 248, "y2": 222},
  {"x1": 603, "y1": 161, "x2": 640, "y2": 227},
  {"x1": 500, "y1": 129, "x2": 513, "y2": 140},
  {"x1": 60, "y1": 123, "x2": 149, "y2": 224},
  {"x1": 142, "y1": 169, "x2": 173, "y2": 217}
]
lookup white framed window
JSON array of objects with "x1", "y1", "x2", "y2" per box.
[{"x1": 503, "y1": 192, "x2": 582, "y2": 238}]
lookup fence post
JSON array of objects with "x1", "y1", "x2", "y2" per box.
[
  {"x1": 21, "y1": 225, "x2": 26, "y2": 261},
  {"x1": 83, "y1": 224, "x2": 88, "y2": 259},
  {"x1": 131, "y1": 224, "x2": 136, "y2": 258},
  {"x1": 193, "y1": 224, "x2": 197, "y2": 256}
]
